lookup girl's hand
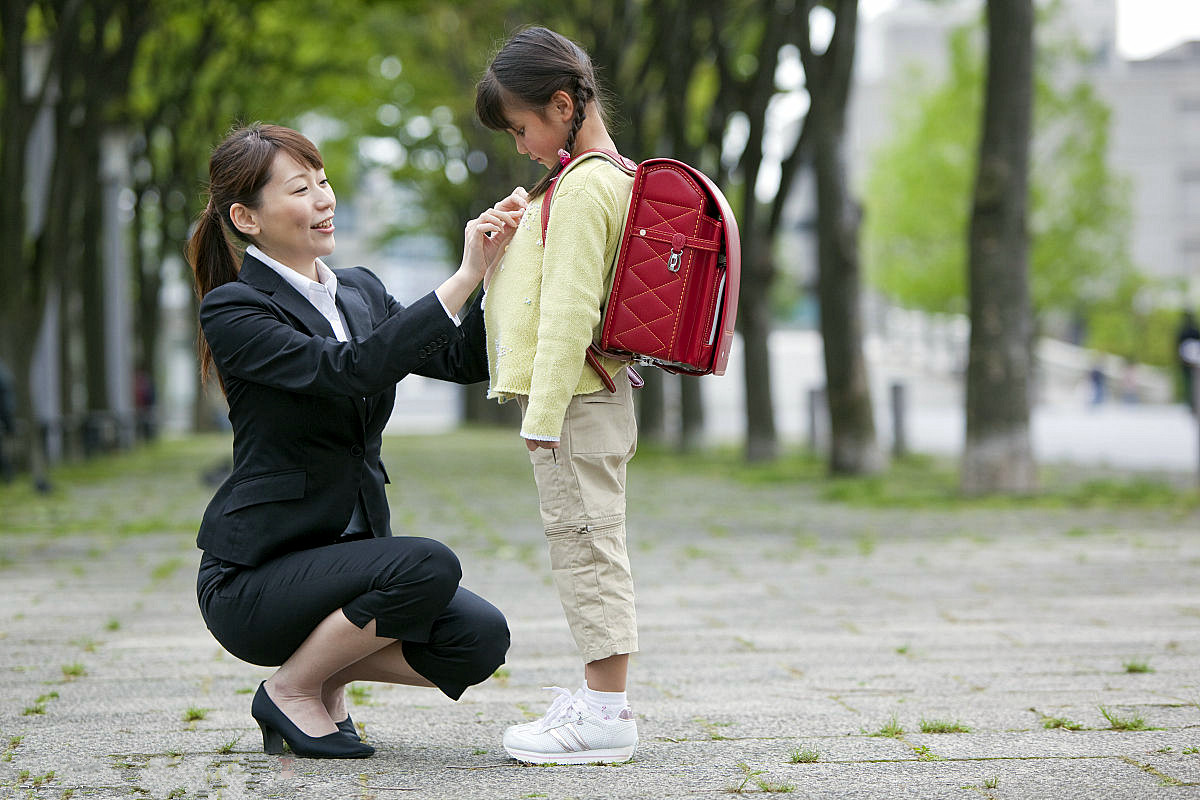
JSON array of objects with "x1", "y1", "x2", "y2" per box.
[{"x1": 524, "y1": 437, "x2": 560, "y2": 451}]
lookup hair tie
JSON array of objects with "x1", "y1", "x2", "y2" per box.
[{"x1": 557, "y1": 149, "x2": 572, "y2": 167}]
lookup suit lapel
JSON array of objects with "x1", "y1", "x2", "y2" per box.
[
  {"x1": 238, "y1": 253, "x2": 336, "y2": 339},
  {"x1": 334, "y1": 282, "x2": 372, "y2": 339},
  {"x1": 333, "y1": 277, "x2": 373, "y2": 430},
  {"x1": 240, "y1": 253, "x2": 372, "y2": 429}
]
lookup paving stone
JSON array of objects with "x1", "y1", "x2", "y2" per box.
[{"x1": 1, "y1": 438, "x2": 1198, "y2": 799}]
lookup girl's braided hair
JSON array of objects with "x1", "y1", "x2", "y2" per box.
[{"x1": 475, "y1": 27, "x2": 609, "y2": 199}]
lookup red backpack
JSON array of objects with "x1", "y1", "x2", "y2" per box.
[{"x1": 541, "y1": 149, "x2": 741, "y2": 391}]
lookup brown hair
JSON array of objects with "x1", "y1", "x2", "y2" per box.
[
  {"x1": 475, "y1": 27, "x2": 608, "y2": 198},
  {"x1": 187, "y1": 123, "x2": 323, "y2": 384}
]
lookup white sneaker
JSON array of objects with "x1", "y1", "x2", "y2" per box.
[{"x1": 503, "y1": 687, "x2": 638, "y2": 765}]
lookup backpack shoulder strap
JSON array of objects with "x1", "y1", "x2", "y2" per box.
[{"x1": 540, "y1": 149, "x2": 637, "y2": 246}]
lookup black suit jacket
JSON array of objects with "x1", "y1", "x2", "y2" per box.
[{"x1": 196, "y1": 253, "x2": 488, "y2": 567}]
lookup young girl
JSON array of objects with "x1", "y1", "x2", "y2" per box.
[{"x1": 476, "y1": 27, "x2": 640, "y2": 765}]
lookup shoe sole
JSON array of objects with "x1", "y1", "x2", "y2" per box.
[{"x1": 504, "y1": 744, "x2": 636, "y2": 765}]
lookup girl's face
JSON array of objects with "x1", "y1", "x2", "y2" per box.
[
  {"x1": 505, "y1": 97, "x2": 572, "y2": 169},
  {"x1": 234, "y1": 152, "x2": 336, "y2": 271}
]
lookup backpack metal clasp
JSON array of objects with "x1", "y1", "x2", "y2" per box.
[{"x1": 668, "y1": 233, "x2": 686, "y2": 272}]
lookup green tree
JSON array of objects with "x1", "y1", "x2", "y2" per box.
[
  {"x1": 127, "y1": 0, "x2": 447, "y2": 427},
  {"x1": 1, "y1": 0, "x2": 153, "y2": 482},
  {"x1": 863, "y1": 19, "x2": 1134, "y2": 326}
]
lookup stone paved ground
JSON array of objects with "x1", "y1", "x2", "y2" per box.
[{"x1": 1, "y1": 431, "x2": 1198, "y2": 799}]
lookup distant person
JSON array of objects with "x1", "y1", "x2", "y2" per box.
[
  {"x1": 1088, "y1": 362, "x2": 1106, "y2": 406},
  {"x1": 0, "y1": 359, "x2": 15, "y2": 483},
  {"x1": 187, "y1": 124, "x2": 522, "y2": 759},
  {"x1": 133, "y1": 369, "x2": 156, "y2": 440},
  {"x1": 1177, "y1": 310, "x2": 1200, "y2": 413}
]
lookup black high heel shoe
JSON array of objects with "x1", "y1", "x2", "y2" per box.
[
  {"x1": 252, "y1": 683, "x2": 374, "y2": 759},
  {"x1": 336, "y1": 715, "x2": 358, "y2": 739}
]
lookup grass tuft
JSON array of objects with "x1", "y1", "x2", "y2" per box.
[
  {"x1": 2, "y1": 735, "x2": 23, "y2": 763},
  {"x1": 1099, "y1": 705, "x2": 1151, "y2": 731},
  {"x1": 726, "y1": 762, "x2": 795, "y2": 794},
  {"x1": 1122, "y1": 659, "x2": 1154, "y2": 674},
  {"x1": 22, "y1": 691, "x2": 59, "y2": 716},
  {"x1": 694, "y1": 717, "x2": 734, "y2": 741},
  {"x1": 911, "y1": 744, "x2": 944, "y2": 761},
  {"x1": 181, "y1": 706, "x2": 208, "y2": 722},
  {"x1": 789, "y1": 747, "x2": 819, "y2": 764},
  {"x1": 919, "y1": 718, "x2": 970, "y2": 734},
  {"x1": 1043, "y1": 716, "x2": 1083, "y2": 731},
  {"x1": 868, "y1": 716, "x2": 905, "y2": 738}
]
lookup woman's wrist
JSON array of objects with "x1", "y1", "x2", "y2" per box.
[{"x1": 435, "y1": 266, "x2": 482, "y2": 318}]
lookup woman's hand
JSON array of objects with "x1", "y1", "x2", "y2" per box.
[
  {"x1": 524, "y1": 437, "x2": 560, "y2": 452},
  {"x1": 464, "y1": 187, "x2": 528, "y2": 289},
  {"x1": 437, "y1": 188, "x2": 528, "y2": 316}
]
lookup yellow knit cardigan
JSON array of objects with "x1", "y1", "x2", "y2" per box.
[{"x1": 483, "y1": 158, "x2": 634, "y2": 440}]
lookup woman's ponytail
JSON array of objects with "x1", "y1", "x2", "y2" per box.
[{"x1": 187, "y1": 201, "x2": 240, "y2": 384}]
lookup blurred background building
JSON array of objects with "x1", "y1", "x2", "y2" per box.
[{"x1": 850, "y1": 0, "x2": 1197, "y2": 297}]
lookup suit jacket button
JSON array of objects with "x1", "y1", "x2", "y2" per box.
[{"x1": 350, "y1": 445, "x2": 364, "y2": 457}]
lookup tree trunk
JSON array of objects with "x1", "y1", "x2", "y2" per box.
[
  {"x1": 961, "y1": 0, "x2": 1037, "y2": 495},
  {"x1": 679, "y1": 375, "x2": 704, "y2": 452},
  {"x1": 802, "y1": 0, "x2": 882, "y2": 475},
  {"x1": 1, "y1": 0, "x2": 55, "y2": 489},
  {"x1": 461, "y1": 384, "x2": 521, "y2": 427},
  {"x1": 80, "y1": 134, "x2": 108, "y2": 454},
  {"x1": 741, "y1": 247, "x2": 778, "y2": 462},
  {"x1": 132, "y1": 164, "x2": 165, "y2": 441},
  {"x1": 812, "y1": 124, "x2": 882, "y2": 474},
  {"x1": 637, "y1": 368, "x2": 667, "y2": 445}
]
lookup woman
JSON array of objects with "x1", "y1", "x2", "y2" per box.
[{"x1": 188, "y1": 123, "x2": 525, "y2": 759}]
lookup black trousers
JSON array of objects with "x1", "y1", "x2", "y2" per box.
[{"x1": 197, "y1": 537, "x2": 509, "y2": 700}]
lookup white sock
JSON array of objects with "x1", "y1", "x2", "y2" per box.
[{"x1": 582, "y1": 682, "x2": 627, "y2": 720}]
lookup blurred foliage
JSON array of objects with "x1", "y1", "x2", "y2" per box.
[
  {"x1": 3, "y1": 0, "x2": 826, "y2": 467},
  {"x1": 119, "y1": 0, "x2": 797, "y2": 305},
  {"x1": 634, "y1": 443, "x2": 1200, "y2": 512},
  {"x1": 1, "y1": 433, "x2": 1194, "y2": 546},
  {"x1": 863, "y1": 10, "x2": 1140, "y2": 349},
  {"x1": 0, "y1": 435, "x2": 226, "y2": 538},
  {"x1": 1083, "y1": 273, "x2": 1182, "y2": 369}
]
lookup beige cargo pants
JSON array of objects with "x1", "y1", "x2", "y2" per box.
[{"x1": 517, "y1": 371, "x2": 638, "y2": 663}]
